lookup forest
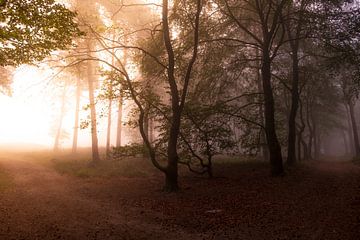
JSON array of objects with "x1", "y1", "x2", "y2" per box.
[{"x1": 0, "y1": 0, "x2": 359, "y2": 239}]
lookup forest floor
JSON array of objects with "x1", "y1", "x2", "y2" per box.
[{"x1": 0, "y1": 151, "x2": 359, "y2": 240}]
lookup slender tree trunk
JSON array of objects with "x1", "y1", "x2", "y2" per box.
[
  {"x1": 72, "y1": 73, "x2": 81, "y2": 154},
  {"x1": 297, "y1": 98, "x2": 306, "y2": 160},
  {"x1": 86, "y1": 40, "x2": 100, "y2": 163},
  {"x1": 116, "y1": 96, "x2": 122, "y2": 147},
  {"x1": 312, "y1": 112, "x2": 319, "y2": 159},
  {"x1": 342, "y1": 130, "x2": 349, "y2": 155},
  {"x1": 106, "y1": 43, "x2": 116, "y2": 158},
  {"x1": 348, "y1": 101, "x2": 360, "y2": 157},
  {"x1": 116, "y1": 35, "x2": 127, "y2": 148},
  {"x1": 105, "y1": 94, "x2": 112, "y2": 159},
  {"x1": 287, "y1": 52, "x2": 300, "y2": 165},
  {"x1": 256, "y1": 48, "x2": 269, "y2": 161},
  {"x1": 305, "y1": 98, "x2": 314, "y2": 160},
  {"x1": 296, "y1": 129, "x2": 301, "y2": 161},
  {"x1": 261, "y1": 49, "x2": 284, "y2": 176},
  {"x1": 54, "y1": 86, "x2": 67, "y2": 152},
  {"x1": 345, "y1": 104, "x2": 355, "y2": 154}
]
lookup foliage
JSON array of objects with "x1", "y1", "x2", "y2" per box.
[
  {"x1": 0, "y1": 0, "x2": 81, "y2": 66},
  {"x1": 111, "y1": 143, "x2": 149, "y2": 159},
  {"x1": 0, "y1": 66, "x2": 12, "y2": 95}
]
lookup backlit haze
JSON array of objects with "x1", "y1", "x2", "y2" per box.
[{"x1": 0, "y1": 65, "x2": 126, "y2": 149}]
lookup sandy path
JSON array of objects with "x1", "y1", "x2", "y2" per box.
[{"x1": 0, "y1": 155, "x2": 204, "y2": 240}]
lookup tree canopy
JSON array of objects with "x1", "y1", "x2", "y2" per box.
[{"x1": 0, "y1": 0, "x2": 81, "y2": 66}]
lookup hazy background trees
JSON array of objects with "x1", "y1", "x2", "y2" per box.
[{"x1": 1, "y1": 0, "x2": 359, "y2": 191}]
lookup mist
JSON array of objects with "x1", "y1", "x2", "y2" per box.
[{"x1": 0, "y1": 0, "x2": 359, "y2": 239}]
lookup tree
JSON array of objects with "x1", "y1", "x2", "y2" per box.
[
  {"x1": 283, "y1": 0, "x2": 310, "y2": 165},
  {"x1": 96, "y1": 0, "x2": 204, "y2": 191},
  {"x1": 219, "y1": 0, "x2": 287, "y2": 175},
  {"x1": 0, "y1": 0, "x2": 80, "y2": 66}
]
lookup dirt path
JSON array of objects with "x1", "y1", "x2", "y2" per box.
[
  {"x1": 303, "y1": 161, "x2": 360, "y2": 240},
  {"x1": 0, "y1": 155, "x2": 205, "y2": 240},
  {"x1": 0, "y1": 155, "x2": 359, "y2": 240}
]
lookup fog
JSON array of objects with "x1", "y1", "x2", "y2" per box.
[{"x1": 0, "y1": 0, "x2": 359, "y2": 239}]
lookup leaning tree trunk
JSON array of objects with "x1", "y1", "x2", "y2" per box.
[
  {"x1": 348, "y1": 100, "x2": 360, "y2": 158},
  {"x1": 86, "y1": 40, "x2": 100, "y2": 163},
  {"x1": 261, "y1": 49, "x2": 284, "y2": 176},
  {"x1": 149, "y1": 117, "x2": 154, "y2": 143}
]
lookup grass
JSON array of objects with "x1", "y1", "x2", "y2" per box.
[
  {"x1": 0, "y1": 167, "x2": 12, "y2": 191},
  {"x1": 52, "y1": 156, "x2": 157, "y2": 178},
  {"x1": 50, "y1": 152, "x2": 275, "y2": 179}
]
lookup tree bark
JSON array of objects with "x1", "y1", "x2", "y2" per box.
[
  {"x1": 261, "y1": 49, "x2": 284, "y2": 176},
  {"x1": 116, "y1": 96, "x2": 122, "y2": 147},
  {"x1": 105, "y1": 94, "x2": 112, "y2": 159},
  {"x1": 72, "y1": 72, "x2": 81, "y2": 154},
  {"x1": 256, "y1": 48, "x2": 268, "y2": 161},
  {"x1": 86, "y1": 40, "x2": 100, "y2": 163},
  {"x1": 297, "y1": 98, "x2": 306, "y2": 160},
  {"x1": 348, "y1": 101, "x2": 360, "y2": 157},
  {"x1": 287, "y1": 52, "x2": 300, "y2": 165},
  {"x1": 305, "y1": 98, "x2": 314, "y2": 159},
  {"x1": 54, "y1": 86, "x2": 67, "y2": 152},
  {"x1": 342, "y1": 130, "x2": 349, "y2": 155},
  {"x1": 312, "y1": 112, "x2": 319, "y2": 159}
]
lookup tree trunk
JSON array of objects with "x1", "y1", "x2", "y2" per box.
[
  {"x1": 296, "y1": 129, "x2": 302, "y2": 161},
  {"x1": 345, "y1": 104, "x2": 355, "y2": 154},
  {"x1": 116, "y1": 96, "x2": 122, "y2": 147},
  {"x1": 86, "y1": 40, "x2": 100, "y2": 163},
  {"x1": 297, "y1": 98, "x2": 306, "y2": 160},
  {"x1": 312, "y1": 113, "x2": 319, "y2": 159},
  {"x1": 72, "y1": 73, "x2": 81, "y2": 154},
  {"x1": 261, "y1": 49, "x2": 284, "y2": 176},
  {"x1": 164, "y1": 107, "x2": 180, "y2": 191},
  {"x1": 348, "y1": 101, "x2": 360, "y2": 157},
  {"x1": 305, "y1": 98, "x2": 314, "y2": 160},
  {"x1": 287, "y1": 52, "x2": 300, "y2": 165},
  {"x1": 54, "y1": 86, "x2": 67, "y2": 152},
  {"x1": 256, "y1": 48, "x2": 269, "y2": 161},
  {"x1": 105, "y1": 96, "x2": 112, "y2": 159},
  {"x1": 149, "y1": 117, "x2": 154, "y2": 143},
  {"x1": 164, "y1": 96, "x2": 181, "y2": 191},
  {"x1": 342, "y1": 130, "x2": 349, "y2": 155}
]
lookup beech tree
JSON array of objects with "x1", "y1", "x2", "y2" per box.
[
  {"x1": 0, "y1": 0, "x2": 80, "y2": 66},
  {"x1": 218, "y1": 0, "x2": 287, "y2": 175}
]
